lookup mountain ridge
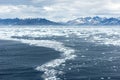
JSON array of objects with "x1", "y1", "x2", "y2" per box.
[
  {"x1": 0, "y1": 18, "x2": 61, "y2": 25},
  {"x1": 67, "y1": 16, "x2": 120, "y2": 25},
  {"x1": 0, "y1": 17, "x2": 120, "y2": 25}
]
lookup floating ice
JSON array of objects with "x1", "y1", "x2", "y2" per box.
[{"x1": 1, "y1": 27, "x2": 120, "y2": 80}]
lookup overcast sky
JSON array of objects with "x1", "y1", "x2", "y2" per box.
[{"x1": 0, "y1": 0, "x2": 120, "y2": 21}]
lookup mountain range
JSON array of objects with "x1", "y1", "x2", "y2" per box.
[
  {"x1": 0, "y1": 18, "x2": 61, "y2": 25},
  {"x1": 67, "y1": 16, "x2": 120, "y2": 25},
  {"x1": 0, "y1": 17, "x2": 120, "y2": 25}
]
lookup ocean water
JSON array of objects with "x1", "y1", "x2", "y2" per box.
[{"x1": 0, "y1": 26, "x2": 120, "y2": 80}]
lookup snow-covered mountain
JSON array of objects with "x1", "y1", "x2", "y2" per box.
[
  {"x1": 0, "y1": 18, "x2": 61, "y2": 25},
  {"x1": 67, "y1": 16, "x2": 120, "y2": 25},
  {"x1": 0, "y1": 17, "x2": 120, "y2": 26}
]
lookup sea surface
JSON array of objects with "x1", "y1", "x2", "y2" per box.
[{"x1": 0, "y1": 26, "x2": 120, "y2": 80}]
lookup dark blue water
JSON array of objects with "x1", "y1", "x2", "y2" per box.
[
  {"x1": 59, "y1": 41, "x2": 120, "y2": 80},
  {"x1": 0, "y1": 40, "x2": 60, "y2": 80},
  {"x1": 0, "y1": 26, "x2": 120, "y2": 80}
]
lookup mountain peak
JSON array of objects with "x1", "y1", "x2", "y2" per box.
[
  {"x1": 67, "y1": 17, "x2": 120, "y2": 25},
  {"x1": 0, "y1": 18, "x2": 61, "y2": 25}
]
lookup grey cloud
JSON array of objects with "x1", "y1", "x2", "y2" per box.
[{"x1": 0, "y1": 0, "x2": 120, "y2": 21}]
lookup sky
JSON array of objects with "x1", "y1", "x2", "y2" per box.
[{"x1": 0, "y1": 0, "x2": 120, "y2": 21}]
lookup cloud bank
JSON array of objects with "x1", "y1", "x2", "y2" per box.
[{"x1": 0, "y1": 0, "x2": 120, "y2": 21}]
